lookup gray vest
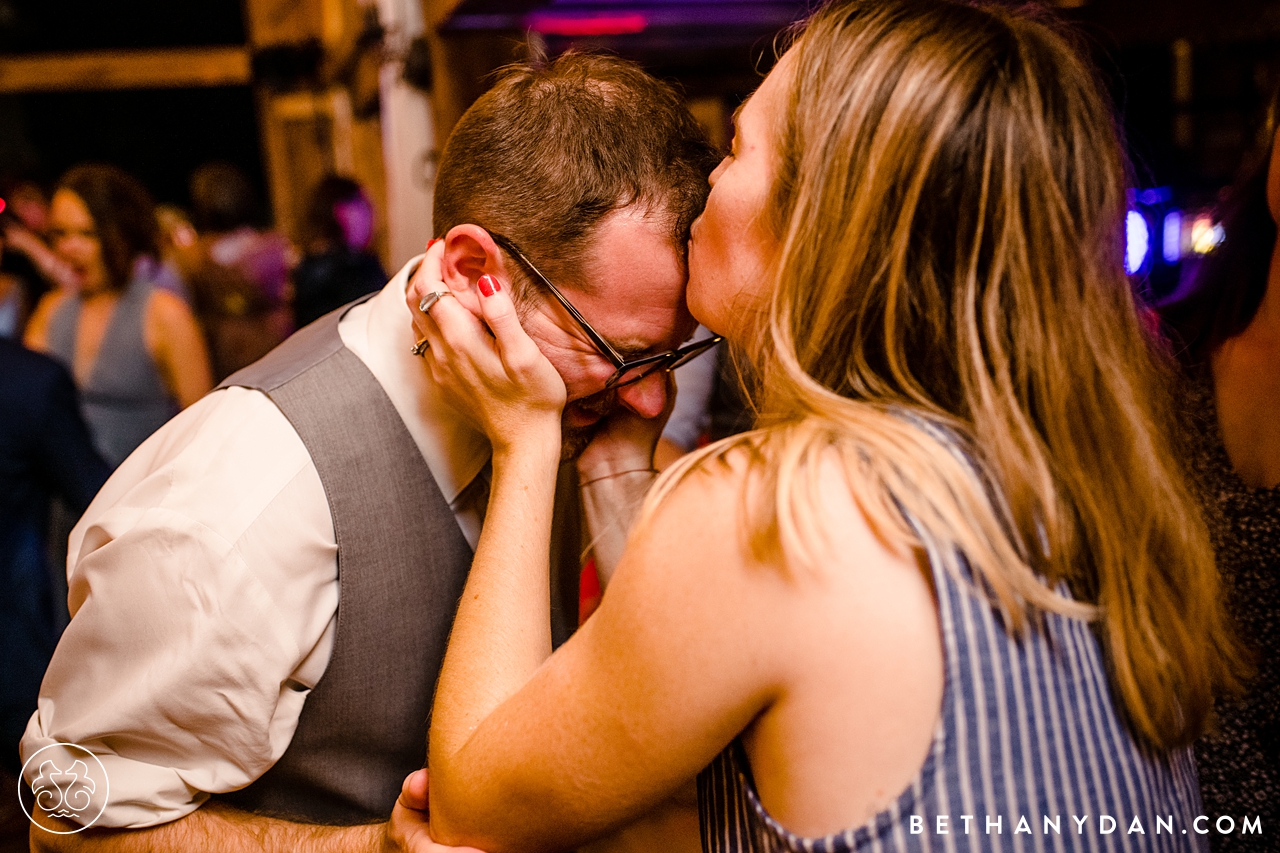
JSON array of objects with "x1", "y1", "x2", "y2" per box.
[{"x1": 212, "y1": 298, "x2": 581, "y2": 824}]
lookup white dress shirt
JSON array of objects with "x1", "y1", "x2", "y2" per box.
[{"x1": 20, "y1": 259, "x2": 491, "y2": 828}]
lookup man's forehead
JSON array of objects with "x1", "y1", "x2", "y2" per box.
[
  {"x1": 568, "y1": 282, "x2": 691, "y2": 357},
  {"x1": 585, "y1": 204, "x2": 678, "y2": 253},
  {"x1": 569, "y1": 283, "x2": 691, "y2": 353}
]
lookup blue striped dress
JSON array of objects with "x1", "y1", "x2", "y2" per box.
[{"x1": 697, "y1": 528, "x2": 1208, "y2": 852}]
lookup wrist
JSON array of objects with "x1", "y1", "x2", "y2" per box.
[
  {"x1": 576, "y1": 439, "x2": 656, "y2": 479},
  {"x1": 577, "y1": 451, "x2": 655, "y2": 481},
  {"x1": 579, "y1": 467, "x2": 657, "y2": 487},
  {"x1": 491, "y1": 422, "x2": 562, "y2": 465}
]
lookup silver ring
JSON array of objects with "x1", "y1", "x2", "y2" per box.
[{"x1": 418, "y1": 291, "x2": 452, "y2": 314}]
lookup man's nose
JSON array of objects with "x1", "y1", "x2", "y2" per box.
[{"x1": 616, "y1": 371, "x2": 668, "y2": 420}]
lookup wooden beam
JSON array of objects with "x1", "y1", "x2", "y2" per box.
[
  {"x1": 243, "y1": 0, "x2": 325, "y2": 46},
  {"x1": 422, "y1": 0, "x2": 468, "y2": 30},
  {"x1": 0, "y1": 47, "x2": 251, "y2": 93}
]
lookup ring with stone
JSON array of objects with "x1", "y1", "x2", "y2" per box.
[{"x1": 410, "y1": 337, "x2": 430, "y2": 357}]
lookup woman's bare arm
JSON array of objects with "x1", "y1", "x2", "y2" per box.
[
  {"x1": 409, "y1": 253, "x2": 783, "y2": 853},
  {"x1": 428, "y1": 450, "x2": 785, "y2": 853},
  {"x1": 146, "y1": 289, "x2": 213, "y2": 407},
  {"x1": 416, "y1": 271, "x2": 567, "y2": 773},
  {"x1": 23, "y1": 290, "x2": 67, "y2": 353}
]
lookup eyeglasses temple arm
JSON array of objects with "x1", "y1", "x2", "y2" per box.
[{"x1": 492, "y1": 234, "x2": 627, "y2": 366}]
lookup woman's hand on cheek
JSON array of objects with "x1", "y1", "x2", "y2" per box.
[{"x1": 417, "y1": 270, "x2": 566, "y2": 456}]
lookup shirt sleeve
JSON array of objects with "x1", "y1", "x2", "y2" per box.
[{"x1": 20, "y1": 388, "x2": 339, "y2": 829}]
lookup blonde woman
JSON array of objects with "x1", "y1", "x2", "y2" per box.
[{"x1": 399, "y1": 1, "x2": 1245, "y2": 850}]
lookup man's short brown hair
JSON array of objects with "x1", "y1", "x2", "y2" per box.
[{"x1": 433, "y1": 53, "x2": 719, "y2": 297}]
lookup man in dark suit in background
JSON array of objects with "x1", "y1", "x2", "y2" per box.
[{"x1": 0, "y1": 339, "x2": 108, "y2": 848}]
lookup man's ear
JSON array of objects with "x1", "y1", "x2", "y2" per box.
[{"x1": 440, "y1": 225, "x2": 510, "y2": 317}]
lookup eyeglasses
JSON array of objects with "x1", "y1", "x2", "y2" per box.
[{"x1": 488, "y1": 232, "x2": 722, "y2": 389}]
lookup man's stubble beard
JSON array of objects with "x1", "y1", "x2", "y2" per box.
[
  {"x1": 559, "y1": 415, "x2": 600, "y2": 462},
  {"x1": 558, "y1": 390, "x2": 620, "y2": 461}
]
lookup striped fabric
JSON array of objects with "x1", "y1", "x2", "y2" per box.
[{"x1": 697, "y1": 513, "x2": 1207, "y2": 853}]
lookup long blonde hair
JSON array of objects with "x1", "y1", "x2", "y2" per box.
[{"x1": 653, "y1": 0, "x2": 1244, "y2": 749}]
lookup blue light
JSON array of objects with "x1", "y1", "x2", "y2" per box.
[
  {"x1": 1126, "y1": 210, "x2": 1150, "y2": 275},
  {"x1": 1162, "y1": 211, "x2": 1182, "y2": 264},
  {"x1": 1138, "y1": 187, "x2": 1173, "y2": 206}
]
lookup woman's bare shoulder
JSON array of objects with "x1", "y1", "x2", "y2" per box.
[
  {"x1": 146, "y1": 287, "x2": 195, "y2": 322},
  {"x1": 636, "y1": 434, "x2": 898, "y2": 586},
  {"x1": 24, "y1": 289, "x2": 70, "y2": 351},
  {"x1": 642, "y1": 441, "x2": 762, "y2": 540}
]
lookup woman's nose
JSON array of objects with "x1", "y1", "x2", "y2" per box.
[{"x1": 709, "y1": 157, "x2": 730, "y2": 186}]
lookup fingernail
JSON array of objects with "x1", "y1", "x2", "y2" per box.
[
  {"x1": 478, "y1": 274, "x2": 500, "y2": 297},
  {"x1": 426, "y1": 238, "x2": 440, "y2": 250}
]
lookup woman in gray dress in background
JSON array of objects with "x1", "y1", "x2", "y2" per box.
[{"x1": 25, "y1": 164, "x2": 212, "y2": 468}]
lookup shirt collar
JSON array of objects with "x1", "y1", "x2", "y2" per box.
[{"x1": 337, "y1": 256, "x2": 492, "y2": 505}]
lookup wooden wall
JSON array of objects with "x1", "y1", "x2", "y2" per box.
[{"x1": 244, "y1": 0, "x2": 389, "y2": 263}]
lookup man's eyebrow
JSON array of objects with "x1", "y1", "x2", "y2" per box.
[
  {"x1": 594, "y1": 328, "x2": 661, "y2": 359},
  {"x1": 612, "y1": 339, "x2": 656, "y2": 359}
]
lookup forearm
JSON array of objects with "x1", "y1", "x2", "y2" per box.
[
  {"x1": 30, "y1": 801, "x2": 383, "y2": 853},
  {"x1": 573, "y1": 374, "x2": 670, "y2": 589},
  {"x1": 428, "y1": 431, "x2": 562, "y2": 829},
  {"x1": 580, "y1": 469, "x2": 657, "y2": 589},
  {"x1": 8, "y1": 228, "x2": 79, "y2": 291}
]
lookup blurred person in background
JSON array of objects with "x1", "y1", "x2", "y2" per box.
[
  {"x1": 0, "y1": 179, "x2": 79, "y2": 299},
  {"x1": 154, "y1": 204, "x2": 201, "y2": 288},
  {"x1": 292, "y1": 174, "x2": 387, "y2": 329},
  {"x1": 0, "y1": 338, "x2": 108, "y2": 849},
  {"x1": 23, "y1": 164, "x2": 213, "y2": 469},
  {"x1": 0, "y1": 226, "x2": 26, "y2": 339},
  {"x1": 1160, "y1": 83, "x2": 1280, "y2": 852},
  {"x1": 4, "y1": 180, "x2": 50, "y2": 233},
  {"x1": 187, "y1": 161, "x2": 293, "y2": 380},
  {"x1": 144, "y1": 204, "x2": 198, "y2": 302}
]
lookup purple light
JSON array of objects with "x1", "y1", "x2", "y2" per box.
[
  {"x1": 1162, "y1": 211, "x2": 1182, "y2": 265},
  {"x1": 527, "y1": 12, "x2": 648, "y2": 36}
]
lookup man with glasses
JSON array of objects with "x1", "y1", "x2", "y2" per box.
[
  {"x1": 415, "y1": 228, "x2": 719, "y2": 459},
  {"x1": 491, "y1": 232, "x2": 718, "y2": 411},
  {"x1": 24, "y1": 53, "x2": 717, "y2": 853}
]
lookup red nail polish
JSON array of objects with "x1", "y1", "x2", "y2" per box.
[
  {"x1": 426, "y1": 238, "x2": 440, "y2": 250},
  {"x1": 478, "y1": 274, "x2": 500, "y2": 297}
]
